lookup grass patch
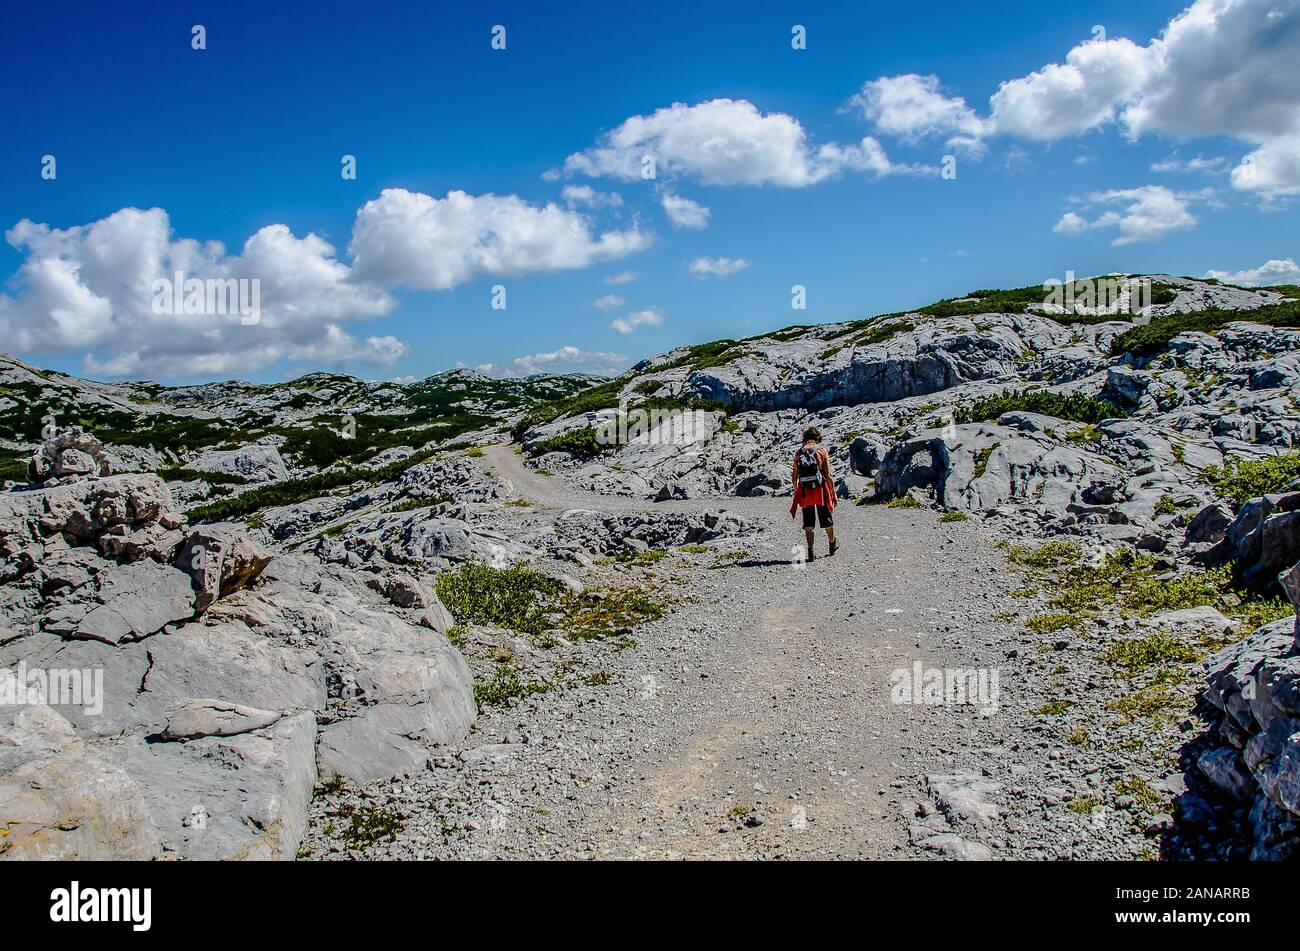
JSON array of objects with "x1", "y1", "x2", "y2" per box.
[
  {"x1": 474, "y1": 672, "x2": 554, "y2": 709},
  {"x1": 329, "y1": 802, "x2": 404, "y2": 847},
  {"x1": 1116, "y1": 776, "x2": 1165, "y2": 812},
  {"x1": 435, "y1": 563, "x2": 563, "y2": 636},
  {"x1": 939, "y1": 510, "x2": 970, "y2": 522},
  {"x1": 1106, "y1": 633, "x2": 1200, "y2": 670},
  {"x1": 1027, "y1": 613, "x2": 1075, "y2": 634},
  {"x1": 1200, "y1": 451, "x2": 1300, "y2": 508},
  {"x1": 887, "y1": 495, "x2": 924, "y2": 509}
]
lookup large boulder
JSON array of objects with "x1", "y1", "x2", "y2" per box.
[
  {"x1": 26, "y1": 427, "x2": 110, "y2": 486},
  {"x1": 188, "y1": 444, "x2": 289, "y2": 484},
  {"x1": 1198, "y1": 491, "x2": 1300, "y2": 591},
  {"x1": 108, "y1": 711, "x2": 317, "y2": 860},
  {"x1": 176, "y1": 523, "x2": 273, "y2": 613},
  {"x1": 0, "y1": 474, "x2": 180, "y2": 582},
  {"x1": 0, "y1": 686, "x2": 162, "y2": 860},
  {"x1": 41, "y1": 561, "x2": 196, "y2": 645}
]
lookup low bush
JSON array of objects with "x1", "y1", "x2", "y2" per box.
[
  {"x1": 953, "y1": 389, "x2": 1122, "y2": 425},
  {"x1": 1111, "y1": 298, "x2": 1300, "y2": 358}
]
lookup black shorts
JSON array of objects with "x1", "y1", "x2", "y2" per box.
[{"x1": 801, "y1": 505, "x2": 833, "y2": 528}]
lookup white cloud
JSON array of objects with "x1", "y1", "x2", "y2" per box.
[
  {"x1": 1151, "y1": 153, "x2": 1229, "y2": 174},
  {"x1": 688, "y1": 256, "x2": 751, "y2": 278},
  {"x1": 604, "y1": 270, "x2": 638, "y2": 285},
  {"x1": 609, "y1": 306, "x2": 664, "y2": 335},
  {"x1": 989, "y1": 37, "x2": 1155, "y2": 140},
  {"x1": 591, "y1": 293, "x2": 624, "y2": 311},
  {"x1": 348, "y1": 188, "x2": 651, "y2": 290},
  {"x1": 1053, "y1": 211, "x2": 1090, "y2": 236},
  {"x1": 1053, "y1": 185, "x2": 1198, "y2": 245},
  {"x1": 564, "y1": 98, "x2": 908, "y2": 186},
  {"x1": 561, "y1": 184, "x2": 623, "y2": 208},
  {"x1": 1232, "y1": 135, "x2": 1300, "y2": 197},
  {"x1": 0, "y1": 207, "x2": 399, "y2": 379},
  {"x1": 660, "y1": 191, "x2": 710, "y2": 229},
  {"x1": 857, "y1": 1, "x2": 1300, "y2": 197},
  {"x1": 495, "y1": 345, "x2": 630, "y2": 377},
  {"x1": 1205, "y1": 257, "x2": 1300, "y2": 286},
  {"x1": 848, "y1": 74, "x2": 988, "y2": 143}
]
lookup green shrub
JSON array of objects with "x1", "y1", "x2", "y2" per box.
[
  {"x1": 186, "y1": 469, "x2": 363, "y2": 523},
  {"x1": 473, "y1": 672, "x2": 554, "y2": 709},
  {"x1": 1111, "y1": 298, "x2": 1300, "y2": 358},
  {"x1": 954, "y1": 389, "x2": 1122, "y2": 425},
  {"x1": 0, "y1": 455, "x2": 29, "y2": 482},
  {"x1": 435, "y1": 563, "x2": 563, "y2": 635},
  {"x1": 160, "y1": 467, "x2": 249, "y2": 485},
  {"x1": 887, "y1": 495, "x2": 923, "y2": 509},
  {"x1": 939, "y1": 510, "x2": 969, "y2": 522},
  {"x1": 1200, "y1": 452, "x2": 1300, "y2": 507},
  {"x1": 527, "y1": 426, "x2": 606, "y2": 458}
]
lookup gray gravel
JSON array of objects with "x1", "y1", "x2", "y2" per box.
[{"x1": 302, "y1": 444, "x2": 1173, "y2": 860}]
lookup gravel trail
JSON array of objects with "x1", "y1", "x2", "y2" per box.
[{"x1": 305, "y1": 445, "x2": 1027, "y2": 859}]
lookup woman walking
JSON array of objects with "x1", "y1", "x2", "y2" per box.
[{"x1": 789, "y1": 426, "x2": 837, "y2": 561}]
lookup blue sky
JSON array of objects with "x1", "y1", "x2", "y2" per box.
[{"x1": 1, "y1": 0, "x2": 1297, "y2": 383}]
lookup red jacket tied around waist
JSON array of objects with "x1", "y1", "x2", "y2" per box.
[{"x1": 790, "y1": 444, "x2": 835, "y2": 515}]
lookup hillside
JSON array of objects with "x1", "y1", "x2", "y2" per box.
[{"x1": 3, "y1": 272, "x2": 1300, "y2": 862}]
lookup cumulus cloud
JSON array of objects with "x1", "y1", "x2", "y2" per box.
[
  {"x1": 1151, "y1": 153, "x2": 1230, "y2": 174},
  {"x1": 564, "y1": 98, "x2": 908, "y2": 186},
  {"x1": 492, "y1": 345, "x2": 630, "y2": 378},
  {"x1": 660, "y1": 191, "x2": 710, "y2": 229},
  {"x1": 561, "y1": 184, "x2": 623, "y2": 208},
  {"x1": 0, "y1": 207, "x2": 398, "y2": 379},
  {"x1": 857, "y1": 1, "x2": 1300, "y2": 196},
  {"x1": 591, "y1": 293, "x2": 625, "y2": 310},
  {"x1": 1205, "y1": 257, "x2": 1300, "y2": 286},
  {"x1": 604, "y1": 270, "x2": 638, "y2": 285},
  {"x1": 848, "y1": 74, "x2": 988, "y2": 146},
  {"x1": 609, "y1": 306, "x2": 664, "y2": 335},
  {"x1": 688, "y1": 256, "x2": 751, "y2": 278},
  {"x1": 1052, "y1": 185, "x2": 1198, "y2": 245},
  {"x1": 989, "y1": 37, "x2": 1155, "y2": 140},
  {"x1": 349, "y1": 188, "x2": 651, "y2": 290},
  {"x1": 1, "y1": 185, "x2": 656, "y2": 378}
]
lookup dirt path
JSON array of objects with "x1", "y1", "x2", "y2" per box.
[{"x1": 340, "y1": 445, "x2": 1021, "y2": 859}]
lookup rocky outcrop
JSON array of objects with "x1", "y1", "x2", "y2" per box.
[
  {"x1": 176, "y1": 523, "x2": 273, "y2": 613},
  {"x1": 553, "y1": 508, "x2": 760, "y2": 557},
  {"x1": 1198, "y1": 491, "x2": 1300, "y2": 592},
  {"x1": 188, "y1": 444, "x2": 289, "y2": 483},
  {"x1": 1, "y1": 468, "x2": 476, "y2": 859},
  {"x1": 1199, "y1": 571, "x2": 1300, "y2": 859},
  {"x1": 26, "y1": 428, "x2": 110, "y2": 486},
  {"x1": 0, "y1": 684, "x2": 162, "y2": 860}
]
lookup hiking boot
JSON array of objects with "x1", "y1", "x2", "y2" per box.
[
  {"x1": 805, "y1": 547, "x2": 815, "y2": 562},
  {"x1": 828, "y1": 540, "x2": 839, "y2": 556}
]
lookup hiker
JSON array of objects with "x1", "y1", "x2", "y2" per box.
[{"x1": 789, "y1": 426, "x2": 837, "y2": 560}]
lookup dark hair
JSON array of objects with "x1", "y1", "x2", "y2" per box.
[{"x1": 802, "y1": 427, "x2": 821, "y2": 443}]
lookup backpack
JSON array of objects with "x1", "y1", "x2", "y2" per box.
[{"x1": 797, "y1": 445, "x2": 823, "y2": 488}]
